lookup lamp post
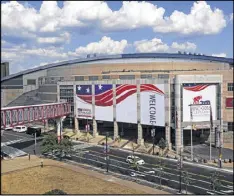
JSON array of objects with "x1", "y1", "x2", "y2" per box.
[
  {"x1": 151, "y1": 128, "x2": 155, "y2": 155},
  {"x1": 189, "y1": 104, "x2": 193, "y2": 161}
]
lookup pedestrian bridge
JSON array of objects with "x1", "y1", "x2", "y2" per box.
[{"x1": 1, "y1": 102, "x2": 71, "y2": 129}]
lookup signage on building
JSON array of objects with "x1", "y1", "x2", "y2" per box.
[
  {"x1": 226, "y1": 97, "x2": 233, "y2": 108},
  {"x1": 94, "y1": 84, "x2": 113, "y2": 122},
  {"x1": 182, "y1": 84, "x2": 217, "y2": 122},
  {"x1": 76, "y1": 85, "x2": 93, "y2": 119},
  {"x1": 140, "y1": 84, "x2": 165, "y2": 126},
  {"x1": 116, "y1": 84, "x2": 137, "y2": 124}
]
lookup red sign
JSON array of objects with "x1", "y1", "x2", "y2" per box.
[{"x1": 226, "y1": 97, "x2": 233, "y2": 108}]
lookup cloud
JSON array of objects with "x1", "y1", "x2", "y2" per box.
[
  {"x1": 134, "y1": 38, "x2": 197, "y2": 53},
  {"x1": 1, "y1": 1, "x2": 227, "y2": 36},
  {"x1": 171, "y1": 42, "x2": 197, "y2": 52},
  {"x1": 134, "y1": 38, "x2": 169, "y2": 53},
  {"x1": 70, "y1": 36, "x2": 128, "y2": 56},
  {"x1": 212, "y1": 53, "x2": 227, "y2": 57},
  {"x1": 230, "y1": 13, "x2": 233, "y2": 21},
  {"x1": 37, "y1": 32, "x2": 70, "y2": 44},
  {"x1": 153, "y1": 1, "x2": 226, "y2": 35}
]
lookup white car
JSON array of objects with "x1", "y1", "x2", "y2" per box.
[
  {"x1": 126, "y1": 155, "x2": 145, "y2": 165},
  {"x1": 4, "y1": 127, "x2": 13, "y2": 131},
  {"x1": 13, "y1": 126, "x2": 27, "y2": 133}
]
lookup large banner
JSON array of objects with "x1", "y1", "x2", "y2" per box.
[
  {"x1": 183, "y1": 84, "x2": 217, "y2": 122},
  {"x1": 76, "y1": 85, "x2": 93, "y2": 119},
  {"x1": 116, "y1": 84, "x2": 137, "y2": 124},
  {"x1": 95, "y1": 84, "x2": 113, "y2": 122},
  {"x1": 140, "y1": 84, "x2": 165, "y2": 126}
]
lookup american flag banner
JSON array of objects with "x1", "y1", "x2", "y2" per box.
[
  {"x1": 183, "y1": 84, "x2": 211, "y2": 92},
  {"x1": 95, "y1": 84, "x2": 113, "y2": 106},
  {"x1": 76, "y1": 85, "x2": 92, "y2": 104}
]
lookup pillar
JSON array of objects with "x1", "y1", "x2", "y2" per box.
[
  {"x1": 93, "y1": 119, "x2": 97, "y2": 138},
  {"x1": 166, "y1": 125, "x2": 172, "y2": 150},
  {"x1": 175, "y1": 76, "x2": 182, "y2": 154},
  {"x1": 74, "y1": 117, "x2": 79, "y2": 134},
  {"x1": 114, "y1": 121, "x2": 119, "y2": 140},
  {"x1": 56, "y1": 118, "x2": 61, "y2": 142},
  {"x1": 137, "y1": 123, "x2": 144, "y2": 145},
  {"x1": 165, "y1": 79, "x2": 172, "y2": 150},
  {"x1": 45, "y1": 119, "x2": 49, "y2": 131}
]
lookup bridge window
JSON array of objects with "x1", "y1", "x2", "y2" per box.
[
  {"x1": 27, "y1": 79, "x2": 36, "y2": 85},
  {"x1": 227, "y1": 83, "x2": 233, "y2": 91}
]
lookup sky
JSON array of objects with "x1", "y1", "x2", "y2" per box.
[{"x1": 1, "y1": 1, "x2": 233, "y2": 74}]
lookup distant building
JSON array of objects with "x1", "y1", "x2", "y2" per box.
[{"x1": 1, "y1": 62, "x2": 9, "y2": 79}]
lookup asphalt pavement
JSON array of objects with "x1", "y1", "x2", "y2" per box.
[
  {"x1": 2, "y1": 134, "x2": 233, "y2": 195},
  {"x1": 1, "y1": 130, "x2": 34, "y2": 143}
]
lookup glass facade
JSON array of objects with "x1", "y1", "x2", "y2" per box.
[{"x1": 60, "y1": 85, "x2": 74, "y2": 116}]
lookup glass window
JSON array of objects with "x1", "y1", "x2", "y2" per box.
[
  {"x1": 119, "y1": 75, "x2": 135, "y2": 80},
  {"x1": 228, "y1": 122, "x2": 233, "y2": 131},
  {"x1": 158, "y1": 74, "x2": 169, "y2": 79},
  {"x1": 141, "y1": 74, "x2": 152, "y2": 79},
  {"x1": 89, "y1": 76, "x2": 99, "y2": 81},
  {"x1": 227, "y1": 83, "x2": 233, "y2": 91},
  {"x1": 102, "y1": 75, "x2": 110, "y2": 80},
  {"x1": 75, "y1": 76, "x2": 84, "y2": 81},
  {"x1": 27, "y1": 79, "x2": 36, "y2": 85}
]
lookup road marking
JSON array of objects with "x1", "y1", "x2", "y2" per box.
[
  {"x1": 81, "y1": 151, "x2": 232, "y2": 192},
  {"x1": 86, "y1": 148, "x2": 233, "y2": 185}
]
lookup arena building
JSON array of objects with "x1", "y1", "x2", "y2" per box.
[{"x1": 1, "y1": 53, "x2": 233, "y2": 153}]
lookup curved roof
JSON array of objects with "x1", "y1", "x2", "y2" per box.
[{"x1": 1, "y1": 53, "x2": 233, "y2": 82}]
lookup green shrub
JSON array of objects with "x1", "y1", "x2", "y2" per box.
[{"x1": 44, "y1": 189, "x2": 67, "y2": 195}]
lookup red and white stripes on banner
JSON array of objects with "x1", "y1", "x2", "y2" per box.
[{"x1": 1, "y1": 102, "x2": 71, "y2": 129}]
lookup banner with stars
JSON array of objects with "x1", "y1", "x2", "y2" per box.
[
  {"x1": 76, "y1": 85, "x2": 93, "y2": 119},
  {"x1": 94, "y1": 84, "x2": 113, "y2": 122}
]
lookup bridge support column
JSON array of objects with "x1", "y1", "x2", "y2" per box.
[
  {"x1": 56, "y1": 118, "x2": 62, "y2": 143},
  {"x1": 45, "y1": 120, "x2": 49, "y2": 131},
  {"x1": 93, "y1": 119, "x2": 97, "y2": 138},
  {"x1": 137, "y1": 123, "x2": 144, "y2": 145},
  {"x1": 114, "y1": 121, "x2": 119, "y2": 140},
  {"x1": 74, "y1": 117, "x2": 79, "y2": 133}
]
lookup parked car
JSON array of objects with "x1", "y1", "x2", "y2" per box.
[
  {"x1": 26, "y1": 126, "x2": 41, "y2": 136},
  {"x1": 4, "y1": 127, "x2": 13, "y2": 131},
  {"x1": 126, "y1": 155, "x2": 145, "y2": 165},
  {"x1": 13, "y1": 126, "x2": 27, "y2": 133}
]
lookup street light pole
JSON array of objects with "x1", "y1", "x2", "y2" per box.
[
  {"x1": 179, "y1": 147, "x2": 182, "y2": 193},
  {"x1": 190, "y1": 105, "x2": 193, "y2": 161}
]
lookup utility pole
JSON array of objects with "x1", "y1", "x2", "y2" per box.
[
  {"x1": 218, "y1": 127, "x2": 222, "y2": 168},
  {"x1": 106, "y1": 132, "x2": 109, "y2": 173}
]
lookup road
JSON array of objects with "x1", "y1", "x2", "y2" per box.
[
  {"x1": 2, "y1": 130, "x2": 34, "y2": 143},
  {"x1": 3, "y1": 133, "x2": 233, "y2": 195}
]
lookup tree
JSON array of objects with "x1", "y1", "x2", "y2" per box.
[
  {"x1": 210, "y1": 171, "x2": 222, "y2": 192},
  {"x1": 41, "y1": 133, "x2": 58, "y2": 155},
  {"x1": 41, "y1": 133, "x2": 73, "y2": 160},
  {"x1": 44, "y1": 189, "x2": 67, "y2": 195},
  {"x1": 182, "y1": 170, "x2": 193, "y2": 194},
  {"x1": 158, "y1": 138, "x2": 167, "y2": 156}
]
